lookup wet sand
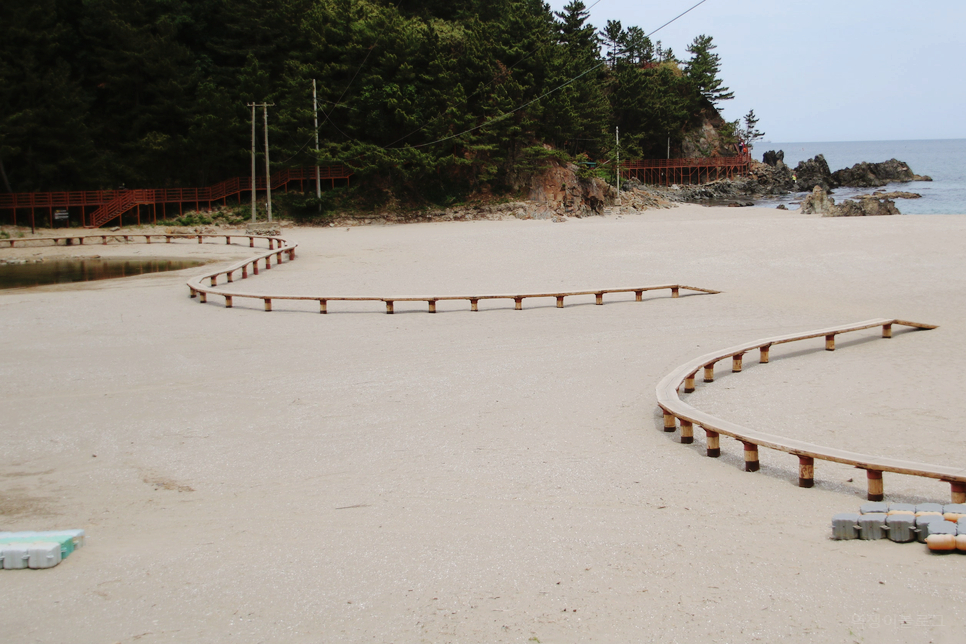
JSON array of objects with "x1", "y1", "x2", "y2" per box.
[{"x1": 2, "y1": 205, "x2": 965, "y2": 643}]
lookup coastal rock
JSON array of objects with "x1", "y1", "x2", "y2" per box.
[
  {"x1": 762, "y1": 150, "x2": 785, "y2": 168},
  {"x1": 870, "y1": 191, "x2": 921, "y2": 200},
  {"x1": 831, "y1": 159, "x2": 932, "y2": 188},
  {"x1": 681, "y1": 107, "x2": 733, "y2": 158},
  {"x1": 800, "y1": 185, "x2": 835, "y2": 214},
  {"x1": 792, "y1": 155, "x2": 835, "y2": 192},
  {"x1": 826, "y1": 197, "x2": 899, "y2": 217},
  {"x1": 528, "y1": 161, "x2": 614, "y2": 216}
]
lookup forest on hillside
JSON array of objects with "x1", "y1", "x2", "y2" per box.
[{"x1": 0, "y1": 0, "x2": 754, "y2": 203}]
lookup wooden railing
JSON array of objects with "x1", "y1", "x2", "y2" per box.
[
  {"x1": 1, "y1": 233, "x2": 286, "y2": 249},
  {"x1": 623, "y1": 152, "x2": 752, "y2": 171},
  {"x1": 0, "y1": 165, "x2": 355, "y2": 228},
  {"x1": 654, "y1": 320, "x2": 966, "y2": 503},
  {"x1": 183, "y1": 242, "x2": 719, "y2": 313},
  {"x1": 621, "y1": 152, "x2": 752, "y2": 186}
]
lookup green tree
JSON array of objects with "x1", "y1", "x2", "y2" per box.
[
  {"x1": 0, "y1": 0, "x2": 97, "y2": 191},
  {"x1": 685, "y1": 34, "x2": 733, "y2": 106},
  {"x1": 599, "y1": 20, "x2": 625, "y2": 67},
  {"x1": 742, "y1": 109, "x2": 764, "y2": 148}
]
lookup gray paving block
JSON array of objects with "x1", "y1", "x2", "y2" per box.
[
  {"x1": 860, "y1": 502, "x2": 889, "y2": 514},
  {"x1": 831, "y1": 513, "x2": 859, "y2": 540},
  {"x1": 916, "y1": 514, "x2": 947, "y2": 543},
  {"x1": 858, "y1": 513, "x2": 888, "y2": 540},
  {"x1": 886, "y1": 514, "x2": 916, "y2": 542}
]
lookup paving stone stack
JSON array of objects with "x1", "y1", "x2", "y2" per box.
[
  {"x1": 0, "y1": 530, "x2": 85, "y2": 569},
  {"x1": 831, "y1": 503, "x2": 966, "y2": 551}
]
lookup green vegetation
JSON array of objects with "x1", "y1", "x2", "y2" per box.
[{"x1": 0, "y1": 0, "x2": 749, "y2": 205}]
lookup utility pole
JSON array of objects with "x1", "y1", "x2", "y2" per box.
[
  {"x1": 249, "y1": 104, "x2": 256, "y2": 222},
  {"x1": 313, "y1": 79, "x2": 321, "y2": 209},
  {"x1": 247, "y1": 102, "x2": 275, "y2": 222},
  {"x1": 616, "y1": 126, "x2": 621, "y2": 208},
  {"x1": 263, "y1": 104, "x2": 274, "y2": 222}
]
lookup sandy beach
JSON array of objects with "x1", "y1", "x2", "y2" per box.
[{"x1": 2, "y1": 204, "x2": 965, "y2": 643}]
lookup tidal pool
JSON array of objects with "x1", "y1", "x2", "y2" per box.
[{"x1": 0, "y1": 257, "x2": 207, "y2": 290}]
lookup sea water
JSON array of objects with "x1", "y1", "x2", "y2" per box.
[{"x1": 753, "y1": 139, "x2": 966, "y2": 215}]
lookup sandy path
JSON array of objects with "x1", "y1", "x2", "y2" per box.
[{"x1": 2, "y1": 205, "x2": 965, "y2": 643}]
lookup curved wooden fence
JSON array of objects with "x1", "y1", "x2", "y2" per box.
[
  {"x1": 655, "y1": 320, "x2": 966, "y2": 503},
  {"x1": 4, "y1": 234, "x2": 956, "y2": 504},
  {"x1": 184, "y1": 240, "x2": 719, "y2": 313},
  {"x1": 1, "y1": 233, "x2": 287, "y2": 249},
  {"x1": 0, "y1": 232, "x2": 719, "y2": 313}
]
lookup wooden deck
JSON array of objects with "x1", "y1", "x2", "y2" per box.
[{"x1": 654, "y1": 320, "x2": 963, "y2": 502}]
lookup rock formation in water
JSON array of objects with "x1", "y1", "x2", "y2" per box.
[
  {"x1": 799, "y1": 185, "x2": 834, "y2": 214},
  {"x1": 830, "y1": 195, "x2": 900, "y2": 217},
  {"x1": 791, "y1": 155, "x2": 835, "y2": 192},
  {"x1": 831, "y1": 159, "x2": 932, "y2": 187},
  {"x1": 798, "y1": 185, "x2": 900, "y2": 217},
  {"x1": 762, "y1": 150, "x2": 785, "y2": 168}
]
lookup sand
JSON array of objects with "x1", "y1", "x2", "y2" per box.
[{"x1": 2, "y1": 205, "x2": 965, "y2": 643}]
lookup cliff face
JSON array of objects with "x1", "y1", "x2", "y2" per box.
[
  {"x1": 527, "y1": 161, "x2": 615, "y2": 217},
  {"x1": 681, "y1": 107, "x2": 735, "y2": 158}
]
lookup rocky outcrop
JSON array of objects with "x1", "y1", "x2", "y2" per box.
[
  {"x1": 681, "y1": 105, "x2": 734, "y2": 158},
  {"x1": 762, "y1": 150, "x2": 785, "y2": 168},
  {"x1": 828, "y1": 196, "x2": 900, "y2": 217},
  {"x1": 792, "y1": 155, "x2": 835, "y2": 192},
  {"x1": 528, "y1": 162, "x2": 614, "y2": 217},
  {"x1": 800, "y1": 185, "x2": 835, "y2": 214},
  {"x1": 617, "y1": 187, "x2": 676, "y2": 211},
  {"x1": 797, "y1": 186, "x2": 900, "y2": 217},
  {"x1": 832, "y1": 159, "x2": 932, "y2": 188},
  {"x1": 870, "y1": 191, "x2": 922, "y2": 200}
]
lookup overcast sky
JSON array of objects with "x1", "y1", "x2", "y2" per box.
[{"x1": 544, "y1": 0, "x2": 966, "y2": 142}]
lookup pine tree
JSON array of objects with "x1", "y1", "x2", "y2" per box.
[
  {"x1": 600, "y1": 20, "x2": 625, "y2": 67},
  {"x1": 685, "y1": 34, "x2": 733, "y2": 106},
  {"x1": 742, "y1": 109, "x2": 764, "y2": 149}
]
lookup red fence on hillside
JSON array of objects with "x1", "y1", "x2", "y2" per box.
[
  {"x1": 0, "y1": 165, "x2": 353, "y2": 229},
  {"x1": 622, "y1": 152, "x2": 752, "y2": 186}
]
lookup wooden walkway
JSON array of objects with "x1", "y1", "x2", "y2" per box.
[
  {"x1": 0, "y1": 165, "x2": 353, "y2": 230},
  {"x1": 655, "y1": 320, "x2": 965, "y2": 503}
]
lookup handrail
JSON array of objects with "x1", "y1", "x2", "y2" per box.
[
  {"x1": 0, "y1": 233, "x2": 285, "y2": 249},
  {"x1": 654, "y1": 320, "x2": 965, "y2": 503},
  {"x1": 623, "y1": 152, "x2": 752, "y2": 170},
  {"x1": 0, "y1": 165, "x2": 354, "y2": 211}
]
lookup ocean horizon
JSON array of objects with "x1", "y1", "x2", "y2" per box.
[{"x1": 753, "y1": 138, "x2": 966, "y2": 215}]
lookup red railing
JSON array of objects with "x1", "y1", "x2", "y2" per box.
[
  {"x1": 1, "y1": 165, "x2": 354, "y2": 228},
  {"x1": 620, "y1": 152, "x2": 752, "y2": 186},
  {"x1": 623, "y1": 152, "x2": 752, "y2": 171}
]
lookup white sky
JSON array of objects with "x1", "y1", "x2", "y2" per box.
[{"x1": 545, "y1": 0, "x2": 966, "y2": 142}]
